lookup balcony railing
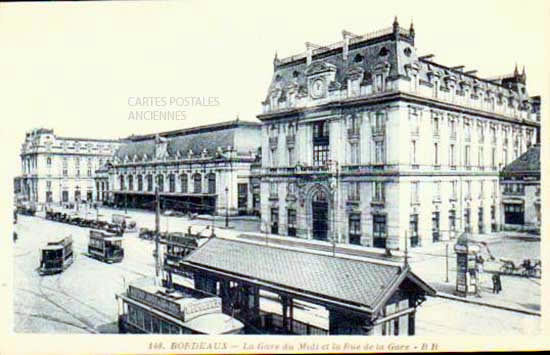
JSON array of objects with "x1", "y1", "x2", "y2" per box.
[
  {"x1": 269, "y1": 137, "x2": 278, "y2": 148},
  {"x1": 286, "y1": 135, "x2": 295, "y2": 146},
  {"x1": 347, "y1": 129, "x2": 360, "y2": 139},
  {"x1": 502, "y1": 190, "x2": 525, "y2": 196},
  {"x1": 371, "y1": 126, "x2": 385, "y2": 136}
]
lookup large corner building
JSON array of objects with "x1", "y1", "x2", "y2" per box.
[
  {"x1": 17, "y1": 128, "x2": 121, "y2": 205},
  {"x1": 257, "y1": 19, "x2": 540, "y2": 250}
]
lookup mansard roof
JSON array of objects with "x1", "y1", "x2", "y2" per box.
[
  {"x1": 266, "y1": 20, "x2": 536, "y2": 108},
  {"x1": 113, "y1": 119, "x2": 260, "y2": 163}
]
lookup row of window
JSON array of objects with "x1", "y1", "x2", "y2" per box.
[
  {"x1": 118, "y1": 173, "x2": 216, "y2": 194},
  {"x1": 502, "y1": 183, "x2": 525, "y2": 195},
  {"x1": 269, "y1": 180, "x2": 497, "y2": 204},
  {"x1": 413, "y1": 142, "x2": 523, "y2": 169},
  {"x1": 410, "y1": 74, "x2": 532, "y2": 115},
  {"x1": 126, "y1": 304, "x2": 183, "y2": 334},
  {"x1": 270, "y1": 205, "x2": 497, "y2": 247}
]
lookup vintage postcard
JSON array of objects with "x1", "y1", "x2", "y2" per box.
[{"x1": 0, "y1": 0, "x2": 548, "y2": 353}]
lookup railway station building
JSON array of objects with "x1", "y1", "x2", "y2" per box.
[{"x1": 109, "y1": 120, "x2": 262, "y2": 216}]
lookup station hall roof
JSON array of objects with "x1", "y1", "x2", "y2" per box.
[
  {"x1": 114, "y1": 119, "x2": 260, "y2": 162},
  {"x1": 183, "y1": 238, "x2": 435, "y2": 312}
]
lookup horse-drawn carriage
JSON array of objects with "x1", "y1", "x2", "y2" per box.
[{"x1": 499, "y1": 258, "x2": 541, "y2": 278}]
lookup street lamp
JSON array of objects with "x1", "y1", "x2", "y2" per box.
[{"x1": 225, "y1": 187, "x2": 229, "y2": 228}]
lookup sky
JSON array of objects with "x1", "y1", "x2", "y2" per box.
[{"x1": 0, "y1": 0, "x2": 548, "y2": 181}]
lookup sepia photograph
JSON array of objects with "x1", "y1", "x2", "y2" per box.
[{"x1": 0, "y1": 0, "x2": 548, "y2": 353}]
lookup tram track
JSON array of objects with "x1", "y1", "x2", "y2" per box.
[
  {"x1": 14, "y1": 311, "x2": 93, "y2": 333},
  {"x1": 40, "y1": 280, "x2": 112, "y2": 321},
  {"x1": 31, "y1": 274, "x2": 99, "y2": 333}
]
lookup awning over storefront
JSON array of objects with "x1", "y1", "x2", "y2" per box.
[{"x1": 181, "y1": 238, "x2": 435, "y2": 315}]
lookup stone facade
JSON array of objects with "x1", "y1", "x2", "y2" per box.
[
  {"x1": 18, "y1": 128, "x2": 121, "y2": 205},
  {"x1": 257, "y1": 19, "x2": 540, "y2": 250},
  {"x1": 109, "y1": 120, "x2": 262, "y2": 216}
]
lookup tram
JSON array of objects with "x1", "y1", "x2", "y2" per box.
[
  {"x1": 39, "y1": 236, "x2": 74, "y2": 275},
  {"x1": 88, "y1": 230, "x2": 124, "y2": 263},
  {"x1": 161, "y1": 229, "x2": 209, "y2": 282},
  {"x1": 116, "y1": 281, "x2": 244, "y2": 334}
]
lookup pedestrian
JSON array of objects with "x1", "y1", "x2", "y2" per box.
[
  {"x1": 496, "y1": 272, "x2": 502, "y2": 294},
  {"x1": 492, "y1": 273, "x2": 498, "y2": 294},
  {"x1": 474, "y1": 255, "x2": 484, "y2": 298}
]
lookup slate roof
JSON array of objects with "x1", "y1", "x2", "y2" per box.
[
  {"x1": 266, "y1": 22, "x2": 535, "y2": 108},
  {"x1": 183, "y1": 238, "x2": 433, "y2": 310},
  {"x1": 502, "y1": 144, "x2": 540, "y2": 175},
  {"x1": 114, "y1": 120, "x2": 259, "y2": 162}
]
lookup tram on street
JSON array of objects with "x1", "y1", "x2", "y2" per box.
[
  {"x1": 116, "y1": 281, "x2": 244, "y2": 334},
  {"x1": 39, "y1": 236, "x2": 74, "y2": 275},
  {"x1": 112, "y1": 214, "x2": 137, "y2": 233},
  {"x1": 88, "y1": 230, "x2": 124, "y2": 263}
]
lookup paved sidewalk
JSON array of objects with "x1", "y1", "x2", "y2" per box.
[{"x1": 407, "y1": 234, "x2": 540, "y2": 316}]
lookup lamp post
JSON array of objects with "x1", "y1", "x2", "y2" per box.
[
  {"x1": 225, "y1": 187, "x2": 229, "y2": 228},
  {"x1": 328, "y1": 160, "x2": 339, "y2": 256}
]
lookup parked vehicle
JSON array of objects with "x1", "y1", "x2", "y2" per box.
[
  {"x1": 88, "y1": 230, "x2": 124, "y2": 263},
  {"x1": 16, "y1": 202, "x2": 36, "y2": 216},
  {"x1": 112, "y1": 214, "x2": 137, "y2": 232},
  {"x1": 39, "y1": 236, "x2": 74, "y2": 275},
  {"x1": 139, "y1": 227, "x2": 155, "y2": 240}
]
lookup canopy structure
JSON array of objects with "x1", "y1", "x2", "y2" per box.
[{"x1": 180, "y1": 238, "x2": 435, "y2": 334}]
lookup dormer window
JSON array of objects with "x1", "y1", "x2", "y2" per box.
[
  {"x1": 378, "y1": 47, "x2": 389, "y2": 57},
  {"x1": 354, "y1": 53, "x2": 364, "y2": 63}
]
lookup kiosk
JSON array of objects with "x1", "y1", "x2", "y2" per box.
[{"x1": 454, "y1": 232, "x2": 480, "y2": 297}]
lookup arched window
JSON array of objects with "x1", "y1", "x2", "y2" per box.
[
  {"x1": 47, "y1": 157, "x2": 52, "y2": 167},
  {"x1": 146, "y1": 174, "x2": 153, "y2": 192},
  {"x1": 180, "y1": 174, "x2": 188, "y2": 193},
  {"x1": 207, "y1": 173, "x2": 216, "y2": 194},
  {"x1": 169, "y1": 173, "x2": 176, "y2": 192},
  {"x1": 119, "y1": 175, "x2": 125, "y2": 190},
  {"x1": 137, "y1": 175, "x2": 143, "y2": 191},
  {"x1": 193, "y1": 173, "x2": 202, "y2": 193},
  {"x1": 157, "y1": 174, "x2": 164, "y2": 192},
  {"x1": 128, "y1": 175, "x2": 134, "y2": 191}
]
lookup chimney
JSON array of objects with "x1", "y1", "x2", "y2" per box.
[
  {"x1": 342, "y1": 31, "x2": 351, "y2": 60},
  {"x1": 305, "y1": 42, "x2": 314, "y2": 65},
  {"x1": 273, "y1": 52, "x2": 279, "y2": 69}
]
